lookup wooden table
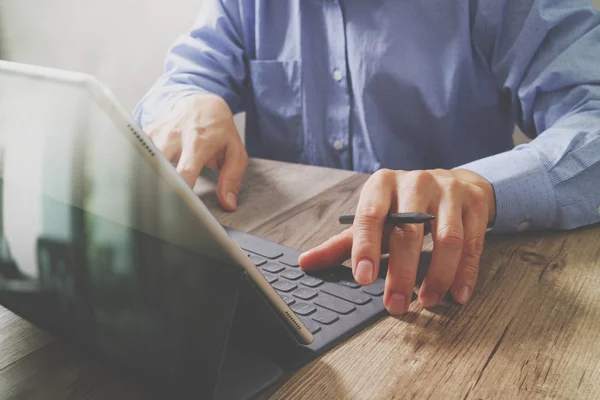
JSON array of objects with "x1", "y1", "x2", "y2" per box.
[{"x1": 2, "y1": 158, "x2": 600, "y2": 399}]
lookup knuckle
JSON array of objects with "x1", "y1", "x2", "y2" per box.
[
  {"x1": 333, "y1": 229, "x2": 351, "y2": 242},
  {"x1": 463, "y1": 235, "x2": 484, "y2": 257},
  {"x1": 469, "y1": 186, "x2": 487, "y2": 209},
  {"x1": 431, "y1": 168, "x2": 452, "y2": 177},
  {"x1": 165, "y1": 128, "x2": 180, "y2": 142},
  {"x1": 459, "y1": 260, "x2": 480, "y2": 281},
  {"x1": 356, "y1": 203, "x2": 386, "y2": 222},
  {"x1": 389, "y1": 268, "x2": 416, "y2": 286},
  {"x1": 354, "y1": 237, "x2": 380, "y2": 252},
  {"x1": 220, "y1": 176, "x2": 241, "y2": 188},
  {"x1": 372, "y1": 168, "x2": 396, "y2": 183},
  {"x1": 436, "y1": 224, "x2": 464, "y2": 250},
  {"x1": 368, "y1": 169, "x2": 396, "y2": 192},
  {"x1": 192, "y1": 125, "x2": 209, "y2": 137},
  {"x1": 239, "y1": 146, "x2": 249, "y2": 160},
  {"x1": 389, "y1": 225, "x2": 421, "y2": 244},
  {"x1": 352, "y1": 237, "x2": 380, "y2": 258},
  {"x1": 406, "y1": 170, "x2": 434, "y2": 192},
  {"x1": 429, "y1": 275, "x2": 454, "y2": 290},
  {"x1": 190, "y1": 134, "x2": 210, "y2": 150},
  {"x1": 443, "y1": 178, "x2": 463, "y2": 196},
  {"x1": 328, "y1": 228, "x2": 353, "y2": 247},
  {"x1": 238, "y1": 148, "x2": 249, "y2": 165},
  {"x1": 408, "y1": 170, "x2": 434, "y2": 184},
  {"x1": 177, "y1": 164, "x2": 196, "y2": 176}
]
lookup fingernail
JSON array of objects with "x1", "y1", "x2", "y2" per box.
[
  {"x1": 457, "y1": 286, "x2": 471, "y2": 304},
  {"x1": 355, "y1": 260, "x2": 374, "y2": 283},
  {"x1": 421, "y1": 293, "x2": 440, "y2": 308},
  {"x1": 227, "y1": 192, "x2": 237, "y2": 209},
  {"x1": 387, "y1": 293, "x2": 406, "y2": 315}
]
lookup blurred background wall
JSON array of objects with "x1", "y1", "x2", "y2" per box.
[
  {"x1": 0, "y1": 0, "x2": 203, "y2": 111},
  {"x1": 1, "y1": 0, "x2": 599, "y2": 139}
]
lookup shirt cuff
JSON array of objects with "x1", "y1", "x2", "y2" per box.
[{"x1": 458, "y1": 148, "x2": 557, "y2": 234}]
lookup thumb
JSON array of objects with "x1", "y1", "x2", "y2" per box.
[
  {"x1": 299, "y1": 228, "x2": 354, "y2": 271},
  {"x1": 217, "y1": 143, "x2": 248, "y2": 211}
]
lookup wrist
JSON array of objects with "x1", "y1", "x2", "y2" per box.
[{"x1": 178, "y1": 93, "x2": 233, "y2": 117}]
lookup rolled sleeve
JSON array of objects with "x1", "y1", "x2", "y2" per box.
[
  {"x1": 133, "y1": 0, "x2": 247, "y2": 129},
  {"x1": 468, "y1": 0, "x2": 600, "y2": 233}
]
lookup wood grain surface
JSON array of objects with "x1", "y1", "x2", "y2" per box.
[{"x1": 1, "y1": 159, "x2": 599, "y2": 400}]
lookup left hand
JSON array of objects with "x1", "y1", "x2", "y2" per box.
[{"x1": 298, "y1": 168, "x2": 496, "y2": 315}]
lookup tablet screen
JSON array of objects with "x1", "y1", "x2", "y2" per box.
[{"x1": 0, "y1": 65, "x2": 240, "y2": 396}]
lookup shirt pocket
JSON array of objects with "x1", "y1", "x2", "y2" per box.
[{"x1": 248, "y1": 60, "x2": 304, "y2": 155}]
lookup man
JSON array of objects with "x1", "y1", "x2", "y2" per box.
[{"x1": 133, "y1": 0, "x2": 600, "y2": 315}]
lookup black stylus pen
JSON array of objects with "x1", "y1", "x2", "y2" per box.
[{"x1": 339, "y1": 212, "x2": 436, "y2": 225}]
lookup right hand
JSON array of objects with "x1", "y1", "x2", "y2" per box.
[{"x1": 144, "y1": 93, "x2": 248, "y2": 211}]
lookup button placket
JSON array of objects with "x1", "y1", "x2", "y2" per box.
[{"x1": 324, "y1": 0, "x2": 351, "y2": 166}]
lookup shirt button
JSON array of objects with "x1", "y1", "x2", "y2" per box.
[
  {"x1": 333, "y1": 139, "x2": 344, "y2": 151},
  {"x1": 333, "y1": 69, "x2": 343, "y2": 82},
  {"x1": 517, "y1": 221, "x2": 531, "y2": 232}
]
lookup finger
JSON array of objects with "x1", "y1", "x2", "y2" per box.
[
  {"x1": 383, "y1": 171, "x2": 431, "y2": 315},
  {"x1": 299, "y1": 228, "x2": 353, "y2": 271},
  {"x1": 351, "y1": 169, "x2": 396, "y2": 286},
  {"x1": 216, "y1": 143, "x2": 248, "y2": 211},
  {"x1": 301, "y1": 226, "x2": 394, "y2": 272},
  {"x1": 176, "y1": 135, "x2": 220, "y2": 188},
  {"x1": 451, "y1": 188, "x2": 487, "y2": 304},
  {"x1": 418, "y1": 180, "x2": 464, "y2": 308}
]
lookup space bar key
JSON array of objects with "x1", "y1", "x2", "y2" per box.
[{"x1": 313, "y1": 293, "x2": 355, "y2": 315}]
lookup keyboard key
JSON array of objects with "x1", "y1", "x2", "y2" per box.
[
  {"x1": 340, "y1": 280, "x2": 360, "y2": 289},
  {"x1": 225, "y1": 228, "x2": 283, "y2": 259},
  {"x1": 280, "y1": 294, "x2": 295, "y2": 305},
  {"x1": 262, "y1": 262, "x2": 285, "y2": 274},
  {"x1": 291, "y1": 302, "x2": 316, "y2": 316},
  {"x1": 279, "y1": 252, "x2": 300, "y2": 268},
  {"x1": 293, "y1": 288, "x2": 317, "y2": 301},
  {"x1": 300, "y1": 276, "x2": 323, "y2": 288},
  {"x1": 248, "y1": 253, "x2": 267, "y2": 266},
  {"x1": 261, "y1": 272, "x2": 278, "y2": 284},
  {"x1": 250, "y1": 249, "x2": 283, "y2": 259},
  {"x1": 361, "y1": 281, "x2": 385, "y2": 296},
  {"x1": 272, "y1": 280, "x2": 297, "y2": 293},
  {"x1": 324, "y1": 272, "x2": 345, "y2": 282},
  {"x1": 314, "y1": 293, "x2": 355, "y2": 315},
  {"x1": 281, "y1": 269, "x2": 304, "y2": 280},
  {"x1": 311, "y1": 309, "x2": 339, "y2": 325},
  {"x1": 320, "y1": 282, "x2": 371, "y2": 305},
  {"x1": 299, "y1": 317, "x2": 321, "y2": 334}
]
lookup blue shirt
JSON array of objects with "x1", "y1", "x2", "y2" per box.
[{"x1": 133, "y1": 0, "x2": 600, "y2": 234}]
